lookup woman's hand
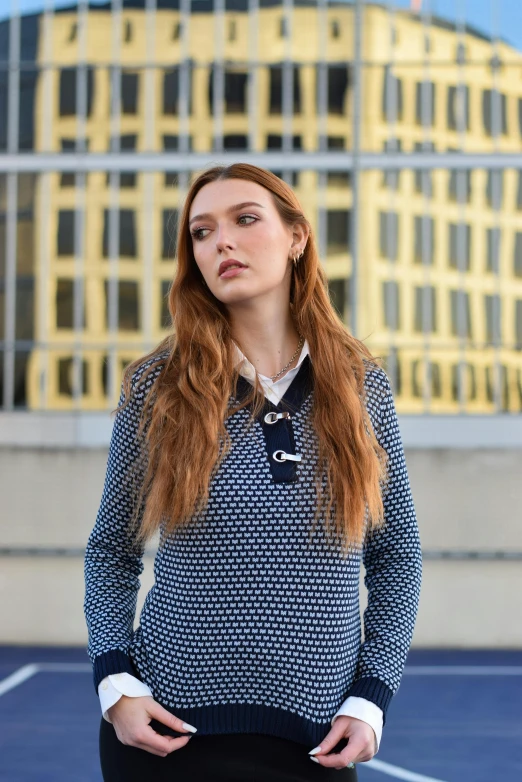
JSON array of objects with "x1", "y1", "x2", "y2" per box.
[
  {"x1": 308, "y1": 715, "x2": 376, "y2": 769},
  {"x1": 108, "y1": 695, "x2": 195, "y2": 757}
]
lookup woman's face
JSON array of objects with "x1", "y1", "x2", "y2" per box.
[{"x1": 188, "y1": 178, "x2": 301, "y2": 307}]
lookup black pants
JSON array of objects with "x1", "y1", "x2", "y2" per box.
[{"x1": 100, "y1": 718, "x2": 359, "y2": 782}]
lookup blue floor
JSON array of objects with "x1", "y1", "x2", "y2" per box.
[{"x1": 0, "y1": 647, "x2": 521, "y2": 782}]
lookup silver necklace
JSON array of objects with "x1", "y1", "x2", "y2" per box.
[{"x1": 270, "y1": 335, "x2": 305, "y2": 382}]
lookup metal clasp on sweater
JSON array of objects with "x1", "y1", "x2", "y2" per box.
[
  {"x1": 264, "y1": 411, "x2": 291, "y2": 424},
  {"x1": 273, "y1": 450, "x2": 302, "y2": 463}
]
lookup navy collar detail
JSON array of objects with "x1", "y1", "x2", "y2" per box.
[{"x1": 234, "y1": 354, "x2": 313, "y2": 419}]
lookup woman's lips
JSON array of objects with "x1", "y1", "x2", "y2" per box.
[{"x1": 219, "y1": 266, "x2": 247, "y2": 279}]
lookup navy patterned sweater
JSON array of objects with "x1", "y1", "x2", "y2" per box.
[{"x1": 84, "y1": 353, "x2": 422, "y2": 747}]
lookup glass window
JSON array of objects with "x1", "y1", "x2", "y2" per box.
[
  {"x1": 269, "y1": 65, "x2": 301, "y2": 114},
  {"x1": 163, "y1": 64, "x2": 193, "y2": 115},
  {"x1": 316, "y1": 65, "x2": 350, "y2": 115},
  {"x1": 59, "y1": 67, "x2": 94, "y2": 117},
  {"x1": 279, "y1": 16, "x2": 289, "y2": 38},
  {"x1": 451, "y1": 362, "x2": 477, "y2": 401},
  {"x1": 106, "y1": 134, "x2": 137, "y2": 188},
  {"x1": 515, "y1": 232, "x2": 522, "y2": 277},
  {"x1": 327, "y1": 136, "x2": 350, "y2": 187},
  {"x1": 104, "y1": 280, "x2": 140, "y2": 331},
  {"x1": 447, "y1": 151, "x2": 472, "y2": 202},
  {"x1": 448, "y1": 223, "x2": 471, "y2": 270},
  {"x1": 486, "y1": 227, "x2": 501, "y2": 273},
  {"x1": 225, "y1": 71, "x2": 247, "y2": 113},
  {"x1": 222, "y1": 134, "x2": 248, "y2": 150},
  {"x1": 267, "y1": 135, "x2": 302, "y2": 186},
  {"x1": 57, "y1": 210, "x2": 75, "y2": 256},
  {"x1": 485, "y1": 364, "x2": 509, "y2": 409},
  {"x1": 414, "y1": 286, "x2": 437, "y2": 332},
  {"x1": 382, "y1": 66, "x2": 403, "y2": 122},
  {"x1": 515, "y1": 300, "x2": 522, "y2": 349},
  {"x1": 413, "y1": 141, "x2": 434, "y2": 195},
  {"x1": 383, "y1": 138, "x2": 402, "y2": 190},
  {"x1": 160, "y1": 280, "x2": 171, "y2": 329},
  {"x1": 485, "y1": 170, "x2": 504, "y2": 208},
  {"x1": 379, "y1": 211, "x2": 399, "y2": 260},
  {"x1": 415, "y1": 80, "x2": 436, "y2": 126},
  {"x1": 58, "y1": 357, "x2": 89, "y2": 396},
  {"x1": 382, "y1": 280, "x2": 400, "y2": 329},
  {"x1": 59, "y1": 138, "x2": 90, "y2": 187},
  {"x1": 413, "y1": 215, "x2": 435, "y2": 264},
  {"x1": 163, "y1": 135, "x2": 192, "y2": 187},
  {"x1": 411, "y1": 359, "x2": 441, "y2": 398},
  {"x1": 331, "y1": 20, "x2": 340, "y2": 39},
  {"x1": 517, "y1": 171, "x2": 522, "y2": 210},
  {"x1": 484, "y1": 294, "x2": 502, "y2": 342},
  {"x1": 102, "y1": 209, "x2": 137, "y2": 258},
  {"x1": 162, "y1": 209, "x2": 178, "y2": 259},
  {"x1": 121, "y1": 71, "x2": 139, "y2": 114},
  {"x1": 327, "y1": 210, "x2": 351, "y2": 254},
  {"x1": 56, "y1": 279, "x2": 85, "y2": 330},
  {"x1": 447, "y1": 85, "x2": 469, "y2": 130},
  {"x1": 482, "y1": 90, "x2": 508, "y2": 135},
  {"x1": 328, "y1": 277, "x2": 351, "y2": 323},
  {"x1": 449, "y1": 289, "x2": 472, "y2": 338}
]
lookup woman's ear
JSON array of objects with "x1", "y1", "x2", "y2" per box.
[{"x1": 291, "y1": 221, "x2": 310, "y2": 250}]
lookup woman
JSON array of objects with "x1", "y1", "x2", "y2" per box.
[{"x1": 84, "y1": 163, "x2": 422, "y2": 781}]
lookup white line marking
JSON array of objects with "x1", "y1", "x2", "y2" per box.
[
  {"x1": 0, "y1": 664, "x2": 39, "y2": 696},
  {"x1": 404, "y1": 666, "x2": 522, "y2": 675},
  {"x1": 366, "y1": 757, "x2": 448, "y2": 782}
]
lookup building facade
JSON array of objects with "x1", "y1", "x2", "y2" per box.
[{"x1": 1, "y1": 1, "x2": 522, "y2": 411}]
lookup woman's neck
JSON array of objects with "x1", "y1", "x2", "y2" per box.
[{"x1": 229, "y1": 305, "x2": 301, "y2": 380}]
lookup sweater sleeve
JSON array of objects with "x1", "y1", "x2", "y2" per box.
[
  {"x1": 345, "y1": 366, "x2": 422, "y2": 724},
  {"x1": 83, "y1": 358, "x2": 164, "y2": 693}
]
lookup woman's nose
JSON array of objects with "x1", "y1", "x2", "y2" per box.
[{"x1": 215, "y1": 225, "x2": 235, "y2": 252}]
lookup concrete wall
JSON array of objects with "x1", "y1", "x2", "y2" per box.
[{"x1": 1, "y1": 445, "x2": 521, "y2": 648}]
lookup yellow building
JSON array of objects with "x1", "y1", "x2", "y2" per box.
[{"x1": 24, "y1": 1, "x2": 522, "y2": 412}]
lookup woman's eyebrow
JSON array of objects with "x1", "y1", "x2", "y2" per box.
[{"x1": 189, "y1": 201, "x2": 265, "y2": 225}]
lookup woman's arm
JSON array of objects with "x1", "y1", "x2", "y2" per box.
[
  {"x1": 346, "y1": 367, "x2": 423, "y2": 724},
  {"x1": 84, "y1": 358, "x2": 163, "y2": 694}
]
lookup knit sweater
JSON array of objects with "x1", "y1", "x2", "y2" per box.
[{"x1": 84, "y1": 349, "x2": 422, "y2": 748}]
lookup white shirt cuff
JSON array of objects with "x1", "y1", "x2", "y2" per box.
[
  {"x1": 331, "y1": 696, "x2": 383, "y2": 753},
  {"x1": 98, "y1": 672, "x2": 153, "y2": 722}
]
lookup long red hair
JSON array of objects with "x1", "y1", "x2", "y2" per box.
[{"x1": 120, "y1": 164, "x2": 389, "y2": 556}]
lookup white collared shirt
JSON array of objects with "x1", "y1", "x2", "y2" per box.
[{"x1": 232, "y1": 337, "x2": 311, "y2": 405}]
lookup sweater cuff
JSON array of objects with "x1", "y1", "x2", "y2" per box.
[
  {"x1": 346, "y1": 676, "x2": 394, "y2": 724},
  {"x1": 92, "y1": 649, "x2": 139, "y2": 692}
]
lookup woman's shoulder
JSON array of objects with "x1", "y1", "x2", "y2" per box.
[
  {"x1": 360, "y1": 358, "x2": 394, "y2": 430},
  {"x1": 361, "y1": 357, "x2": 392, "y2": 394},
  {"x1": 127, "y1": 349, "x2": 171, "y2": 399}
]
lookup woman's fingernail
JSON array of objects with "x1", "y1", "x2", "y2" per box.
[
  {"x1": 347, "y1": 762, "x2": 355, "y2": 769},
  {"x1": 309, "y1": 746, "x2": 322, "y2": 755},
  {"x1": 310, "y1": 757, "x2": 320, "y2": 763},
  {"x1": 182, "y1": 722, "x2": 198, "y2": 733}
]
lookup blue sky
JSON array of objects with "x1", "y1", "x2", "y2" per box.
[{"x1": 1, "y1": 0, "x2": 521, "y2": 52}]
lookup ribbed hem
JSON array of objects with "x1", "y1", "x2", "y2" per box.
[
  {"x1": 346, "y1": 676, "x2": 394, "y2": 724},
  {"x1": 93, "y1": 650, "x2": 139, "y2": 692},
  {"x1": 158, "y1": 702, "x2": 335, "y2": 748}
]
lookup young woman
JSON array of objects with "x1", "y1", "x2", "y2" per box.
[{"x1": 84, "y1": 163, "x2": 422, "y2": 781}]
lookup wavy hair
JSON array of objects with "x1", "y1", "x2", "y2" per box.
[{"x1": 120, "y1": 163, "x2": 389, "y2": 557}]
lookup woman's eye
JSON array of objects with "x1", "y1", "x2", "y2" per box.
[
  {"x1": 191, "y1": 227, "x2": 210, "y2": 241},
  {"x1": 238, "y1": 214, "x2": 257, "y2": 225}
]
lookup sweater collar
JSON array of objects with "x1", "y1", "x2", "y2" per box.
[
  {"x1": 232, "y1": 340, "x2": 313, "y2": 415},
  {"x1": 233, "y1": 338, "x2": 311, "y2": 384}
]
